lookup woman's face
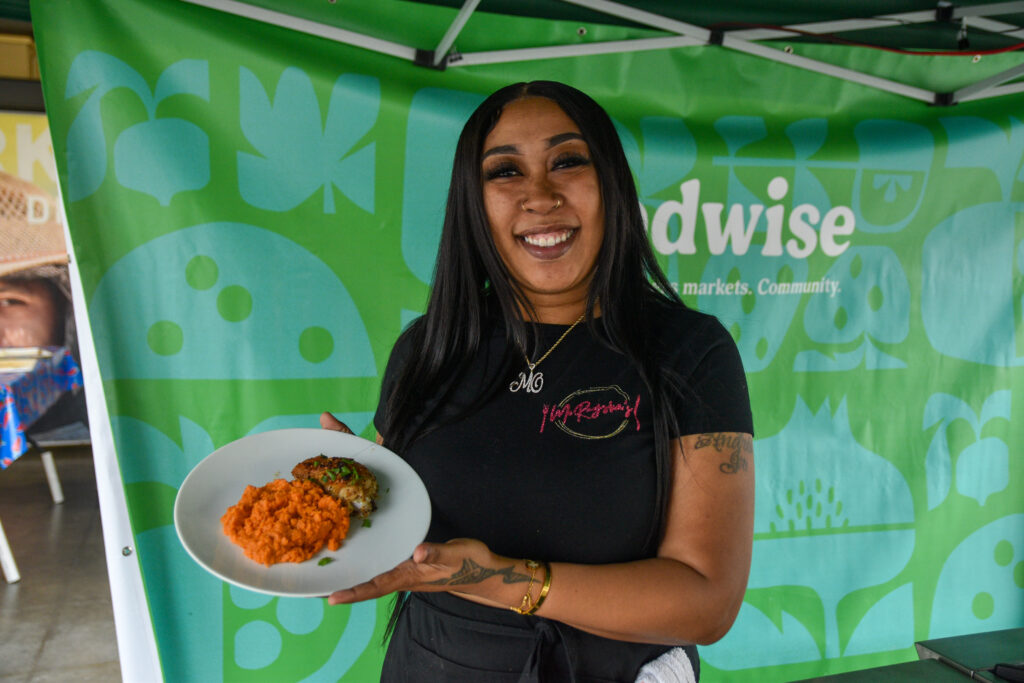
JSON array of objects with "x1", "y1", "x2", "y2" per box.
[
  {"x1": 0, "y1": 278, "x2": 60, "y2": 348},
  {"x1": 480, "y1": 96, "x2": 604, "y2": 319}
]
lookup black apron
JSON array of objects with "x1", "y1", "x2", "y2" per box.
[{"x1": 380, "y1": 593, "x2": 698, "y2": 683}]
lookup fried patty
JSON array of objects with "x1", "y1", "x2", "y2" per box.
[{"x1": 291, "y1": 455, "x2": 378, "y2": 519}]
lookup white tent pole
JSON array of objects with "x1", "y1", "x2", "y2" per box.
[
  {"x1": 559, "y1": 0, "x2": 711, "y2": 41},
  {"x1": 731, "y1": 19, "x2": 902, "y2": 42},
  {"x1": 179, "y1": 0, "x2": 418, "y2": 61},
  {"x1": 450, "y1": 35, "x2": 701, "y2": 66},
  {"x1": 722, "y1": 37, "x2": 936, "y2": 102},
  {"x1": 959, "y1": 79, "x2": 1024, "y2": 100},
  {"x1": 968, "y1": 16, "x2": 1024, "y2": 39},
  {"x1": 689, "y1": 2, "x2": 1024, "y2": 42},
  {"x1": 433, "y1": 0, "x2": 482, "y2": 66},
  {"x1": 954, "y1": 61, "x2": 1024, "y2": 99},
  {"x1": 953, "y1": 1, "x2": 1024, "y2": 17},
  {"x1": 562, "y1": 0, "x2": 937, "y2": 103}
]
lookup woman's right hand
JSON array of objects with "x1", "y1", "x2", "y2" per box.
[
  {"x1": 319, "y1": 411, "x2": 354, "y2": 434},
  {"x1": 321, "y1": 411, "x2": 385, "y2": 445}
]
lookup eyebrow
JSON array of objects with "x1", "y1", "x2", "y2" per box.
[{"x1": 481, "y1": 131, "x2": 585, "y2": 160}]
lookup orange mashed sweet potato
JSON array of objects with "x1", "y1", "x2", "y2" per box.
[{"x1": 221, "y1": 478, "x2": 350, "y2": 566}]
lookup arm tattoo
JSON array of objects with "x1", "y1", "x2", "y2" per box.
[
  {"x1": 693, "y1": 433, "x2": 752, "y2": 474},
  {"x1": 427, "y1": 559, "x2": 532, "y2": 586}
]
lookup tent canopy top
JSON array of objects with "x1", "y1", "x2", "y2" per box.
[{"x1": 13, "y1": 0, "x2": 1024, "y2": 105}]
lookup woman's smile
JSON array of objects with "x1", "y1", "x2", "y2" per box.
[
  {"x1": 519, "y1": 226, "x2": 578, "y2": 256},
  {"x1": 481, "y1": 96, "x2": 604, "y2": 321}
]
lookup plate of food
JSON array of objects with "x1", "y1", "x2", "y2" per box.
[{"x1": 174, "y1": 428, "x2": 430, "y2": 598}]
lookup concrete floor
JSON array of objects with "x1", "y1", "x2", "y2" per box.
[{"x1": 0, "y1": 448, "x2": 121, "y2": 682}]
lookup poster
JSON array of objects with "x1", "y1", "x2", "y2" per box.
[{"x1": 0, "y1": 110, "x2": 81, "y2": 468}]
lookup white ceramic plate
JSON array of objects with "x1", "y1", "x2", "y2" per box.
[{"x1": 174, "y1": 428, "x2": 430, "y2": 598}]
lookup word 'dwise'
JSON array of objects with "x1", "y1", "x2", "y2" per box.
[{"x1": 646, "y1": 177, "x2": 855, "y2": 259}]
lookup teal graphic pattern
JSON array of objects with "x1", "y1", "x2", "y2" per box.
[
  {"x1": 115, "y1": 415, "x2": 221, "y2": 682},
  {"x1": 923, "y1": 391, "x2": 1012, "y2": 509},
  {"x1": 851, "y1": 120, "x2": 932, "y2": 233},
  {"x1": 400, "y1": 87, "x2": 483, "y2": 284},
  {"x1": 929, "y1": 514, "x2": 1024, "y2": 638},
  {"x1": 89, "y1": 222, "x2": 375, "y2": 379},
  {"x1": 64, "y1": 51, "x2": 210, "y2": 204},
  {"x1": 237, "y1": 68, "x2": 379, "y2": 214},
  {"x1": 795, "y1": 246, "x2": 910, "y2": 371},
  {"x1": 921, "y1": 202, "x2": 1024, "y2": 367},
  {"x1": 703, "y1": 398, "x2": 915, "y2": 665}
]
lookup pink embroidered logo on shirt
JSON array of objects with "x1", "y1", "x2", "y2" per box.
[{"x1": 540, "y1": 385, "x2": 641, "y2": 439}]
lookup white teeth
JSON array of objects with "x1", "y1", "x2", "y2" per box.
[{"x1": 523, "y1": 230, "x2": 572, "y2": 248}]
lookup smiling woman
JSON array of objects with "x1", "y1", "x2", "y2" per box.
[
  {"x1": 480, "y1": 97, "x2": 604, "y2": 321},
  {"x1": 320, "y1": 81, "x2": 754, "y2": 683}
]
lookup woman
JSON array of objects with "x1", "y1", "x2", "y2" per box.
[{"x1": 322, "y1": 81, "x2": 754, "y2": 682}]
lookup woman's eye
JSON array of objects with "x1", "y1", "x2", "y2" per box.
[
  {"x1": 552, "y1": 153, "x2": 590, "y2": 170},
  {"x1": 483, "y1": 162, "x2": 520, "y2": 180}
]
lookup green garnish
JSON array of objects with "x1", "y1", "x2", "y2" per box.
[
  {"x1": 362, "y1": 519, "x2": 372, "y2": 528},
  {"x1": 318, "y1": 557, "x2": 334, "y2": 566}
]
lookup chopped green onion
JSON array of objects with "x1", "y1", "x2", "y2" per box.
[
  {"x1": 318, "y1": 557, "x2": 334, "y2": 566},
  {"x1": 362, "y1": 519, "x2": 372, "y2": 528}
]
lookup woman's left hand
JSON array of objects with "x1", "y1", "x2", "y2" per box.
[{"x1": 327, "y1": 538, "x2": 522, "y2": 607}]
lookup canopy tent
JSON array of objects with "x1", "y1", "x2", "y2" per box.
[
  {"x1": 184, "y1": 0, "x2": 1024, "y2": 104},
  {"x1": 9, "y1": 0, "x2": 1024, "y2": 110},
  {"x1": 15, "y1": 1, "x2": 1024, "y2": 681}
]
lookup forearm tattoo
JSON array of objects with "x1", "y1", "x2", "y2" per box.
[
  {"x1": 427, "y1": 559, "x2": 532, "y2": 586},
  {"x1": 693, "y1": 433, "x2": 752, "y2": 474}
]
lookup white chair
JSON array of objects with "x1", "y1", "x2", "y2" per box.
[
  {"x1": 27, "y1": 421, "x2": 91, "y2": 504},
  {"x1": 0, "y1": 517, "x2": 19, "y2": 583}
]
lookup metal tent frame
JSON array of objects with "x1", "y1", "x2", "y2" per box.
[{"x1": 182, "y1": 0, "x2": 1024, "y2": 105}]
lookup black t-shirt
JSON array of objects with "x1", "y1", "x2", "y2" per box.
[
  {"x1": 374, "y1": 303, "x2": 752, "y2": 681},
  {"x1": 374, "y1": 304, "x2": 752, "y2": 563}
]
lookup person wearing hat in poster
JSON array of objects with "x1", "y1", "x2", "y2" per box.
[{"x1": 0, "y1": 171, "x2": 77, "y2": 356}]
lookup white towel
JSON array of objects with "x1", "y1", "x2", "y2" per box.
[{"x1": 634, "y1": 647, "x2": 697, "y2": 683}]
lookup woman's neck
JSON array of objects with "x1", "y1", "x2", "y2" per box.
[{"x1": 520, "y1": 296, "x2": 598, "y2": 324}]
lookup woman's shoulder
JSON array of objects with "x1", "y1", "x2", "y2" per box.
[
  {"x1": 647, "y1": 298, "x2": 731, "y2": 345},
  {"x1": 383, "y1": 316, "x2": 426, "y2": 371}
]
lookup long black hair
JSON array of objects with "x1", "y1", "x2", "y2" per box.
[{"x1": 379, "y1": 81, "x2": 687, "y2": 551}]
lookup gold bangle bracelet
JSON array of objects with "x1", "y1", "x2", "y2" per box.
[{"x1": 531, "y1": 562, "x2": 551, "y2": 614}]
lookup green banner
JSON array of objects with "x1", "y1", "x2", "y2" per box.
[{"x1": 31, "y1": 0, "x2": 1023, "y2": 680}]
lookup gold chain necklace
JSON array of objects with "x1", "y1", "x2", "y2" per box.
[{"x1": 508, "y1": 314, "x2": 585, "y2": 394}]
